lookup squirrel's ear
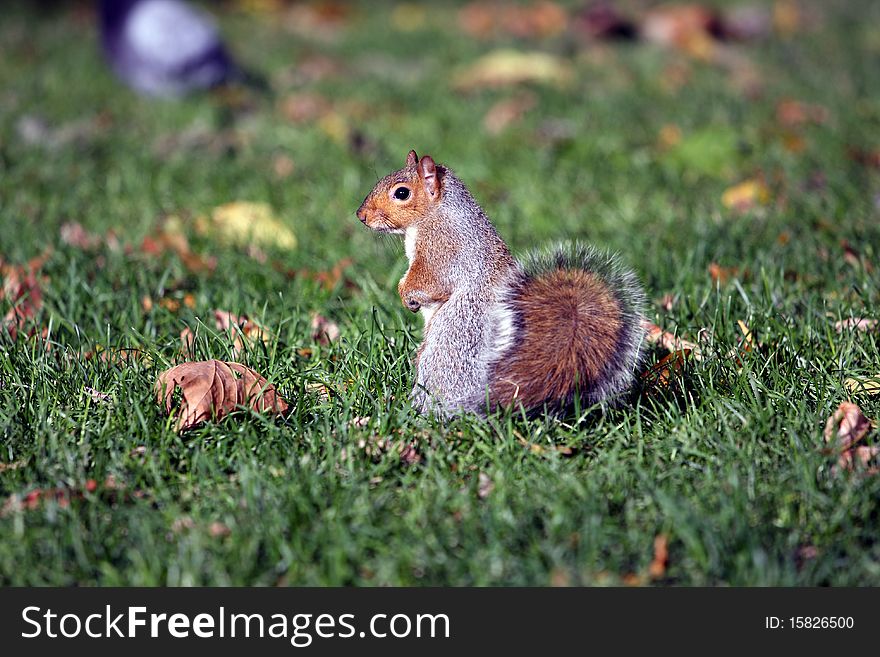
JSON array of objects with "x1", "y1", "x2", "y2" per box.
[
  {"x1": 418, "y1": 155, "x2": 439, "y2": 199},
  {"x1": 406, "y1": 150, "x2": 418, "y2": 167}
]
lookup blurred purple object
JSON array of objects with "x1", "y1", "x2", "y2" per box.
[{"x1": 99, "y1": 0, "x2": 236, "y2": 97}]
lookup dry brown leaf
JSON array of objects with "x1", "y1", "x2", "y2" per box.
[
  {"x1": 60, "y1": 222, "x2": 102, "y2": 250},
  {"x1": 834, "y1": 318, "x2": 878, "y2": 333},
  {"x1": 823, "y1": 401, "x2": 872, "y2": 452},
  {"x1": 575, "y1": 3, "x2": 637, "y2": 40},
  {"x1": 658, "y1": 293, "x2": 676, "y2": 312},
  {"x1": 155, "y1": 359, "x2": 288, "y2": 432},
  {"x1": 272, "y1": 153, "x2": 295, "y2": 179},
  {"x1": 483, "y1": 92, "x2": 537, "y2": 135},
  {"x1": 140, "y1": 226, "x2": 217, "y2": 274},
  {"x1": 398, "y1": 442, "x2": 422, "y2": 466},
  {"x1": 708, "y1": 262, "x2": 740, "y2": 285},
  {"x1": 648, "y1": 534, "x2": 669, "y2": 579},
  {"x1": 212, "y1": 309, "x2": 271, "y2": 357},
  {"x1": 459, "y1": 1, "x2": 567, "y2": 40},
  {"x1": 311, "y1": 313, "x2": 340, "y2": 345},
  {"x1": 641, "y1": 349, "x2": 692, "y2": 392},
  {"x1": 657, "y1": 124, "x2": 683, "y2": 149},
  {"x1": 1, "y1": 251, "x2": 49, "y2": 340},
  {"x1": 209, "y1": 521, "x2": 232, "y2": 538},
  {"x1": 641, "y1": 4, "x2": 721, "y2": 59},
  {"x1": 278, "y1": 91, "x2": 332, "y2": 123},
  {"x1": 642, "y1": 320, "x2": 702, "y2": 359},
  {"x1": 835, "y1": 446, "x2": 880, "y2": 476},
  {"x1": 776, "y1": 99, "x2": 828, "y2": 128},
  {"x1": 453, "y1": 50, "x2": 572, "y2": 91},
  {"x1": 85, "y1": 346, "x2": 149, "y2": 366},
  {"x1": 773, "y1": 0, "x2": 801, "y2": 36},
  {"x1": 391, "y1": 3, "x2": 427, "y2": 32}
]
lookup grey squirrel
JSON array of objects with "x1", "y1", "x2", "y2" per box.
[{"x1": 357, "y1": 150, "x2": 646, "y2": 416}]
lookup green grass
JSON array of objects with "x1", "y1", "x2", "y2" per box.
[{"x1": 1, "y1": 0, "x2": 879, "y2": 585}]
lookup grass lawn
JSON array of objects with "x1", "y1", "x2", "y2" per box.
[{"x1": 1, "y1": 0, "x2": 879, "y2": 586}]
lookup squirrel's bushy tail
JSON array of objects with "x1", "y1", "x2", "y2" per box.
[{"x1": 489, "y1": 242, "x2": 646, "y2": 413}]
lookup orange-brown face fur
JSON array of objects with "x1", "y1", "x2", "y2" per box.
[{"x1": 356, "y1": 151, "x2": 441, "y2": 234}]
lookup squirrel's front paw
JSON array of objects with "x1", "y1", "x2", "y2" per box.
[{"x1": 402, "y1": 290, "x2": 431, "y2": 313}]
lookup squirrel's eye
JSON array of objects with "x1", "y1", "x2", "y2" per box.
[{"x1": 393, "y1": 187, "x2": 411, "y2": 201}]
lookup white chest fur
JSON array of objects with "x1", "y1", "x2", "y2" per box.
[{"x1": 404, "y1": 226, "x2": 418, "y2": 263}]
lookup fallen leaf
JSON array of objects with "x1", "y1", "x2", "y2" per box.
[
  {"x1": 708, "y1": 262, "x2": 740, "y2": 285},
  {"x1": 272, "y1": 153, "x2": 295, "y2": 179},
  {"x1": 641, "y1": 3, "x2": 721, "y2": 59},
  {"x1": 213, "y1": 309, "x2": 272, "y2": 357},
  {"x1": 848, "y1": 148, "x2": 880, "y2": 170},
  {"x1": 398, "y1": 442, "x2": 422, "y2": 465},
  {"x1": 737, "y1": 320, "x2": 756, "y2": 352},
  {"x1": 311, "y1": 313, "x2": 340, "y2": 345},
  {"x1": 391, "y1": 3, "x2": 427, "y2": 31},
  {"x1": 641, "y1": 350, "x2": 692, "y2": 391},
  {"x1": 722, "y1": 178, "x2": 770, "y2": 211},
  {"x1": 171, "y1": 516, "x2": 195, "y2": 533},
  {"x1": 840, "y1": 239, "x2": 872, "y2": 272},
  {"x1": 1, "y1": 251, "x2": 49, "y2": 339},
  {"x1": 574, "y1": 2, "x2": 637, "y2": 40},
  {"x1": 273, "y1": 258, "x2": 356, "y2": 290},
  {"x1": 844, "y1": 377, "x2": 880, "y2": 396},
  {"x1": 180, "y1": 327, "x2": 196, "y2": 357},
  {"x1": 1, "y1": 477, "x2": 139, "y2": 517},
  {"x1": 549, "y1": 568, "x2": 572, "y2": 587},
  {"x1": 155, "y1": 359, "x2": 289, "y2": 432},
  {"x1": 642, "y1": 320, "x2": 702, "y2": 359},
  {"x1": 773, "y1": 0, "x2": 801, "y2": 36},
  {"x1": 776, "y1": 99, "x2": 828, "y2": 128},
  {"x1": 657, "y1": 124, "x2": 682, "y2": 150},
  {"x1": 86, "y1": 347, "x2": 149, "y2": 366},
  {"x1": 835, "y1": 446, "x2": 880, "y2": 476},
  {"x1": 196, "y1": 202, "x2": 296, "y2": 251},
  {"x1": 834, "y1": 318, "x2": 877, "y2": 333},
  {"x1": 453, "y1": 50, "x2": 572, "y2": 91},
  {"x1": 658, "y1": 293, "x2": 676, "y2": 312},
  {"x1": 209, "y1": 521, "x2": 232, "y2": 538},
  {"x1": 483, "y1": 92, "x2": 536, "y2": 135},
  {"x1": 648, "y1": 534, "x2": 669, "y2": 578},
  {"x1": 459, "y1": 1, "x2": 567, "y2": 40},
  {"x1": 823, "y1": 401, "x2": 872, "y2": 452},
  {"x1": 60, "y1": 222, "x2": 102, "y2": 250},
  {"x1": 140, "y1": 224, "x2": 217, "y2": 274},
  {"x1": 278, "y1": 91, "x2": 332, "y2": 123},
  {"x1": 282, "y1": 1, "x2": 351, "y2": 41}
]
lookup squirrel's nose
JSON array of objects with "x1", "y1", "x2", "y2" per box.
[{"x1": 356, "y1": 206, "x2": 368, "y2": 224}]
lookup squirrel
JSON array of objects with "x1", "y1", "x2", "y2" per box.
[{"x1": 356, "y1": 150, "x2": 646, "y2": 417}]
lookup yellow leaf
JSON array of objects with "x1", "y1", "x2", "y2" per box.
[
  {"x1": 721, "y1": 179, "x2": 770, "y2": 211},
  {"x1": 391, "y1": 4, "x2": 427, "y2": 31},
  {"x1": 453, "y1": 50, "x2": 572, "y2": 91},
  {"x1": 198, "y1": 202, "x2": 296, "y2": 250},
  {"x1": 844, "y1": 377, "x2": 880, "y2": 396}
]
